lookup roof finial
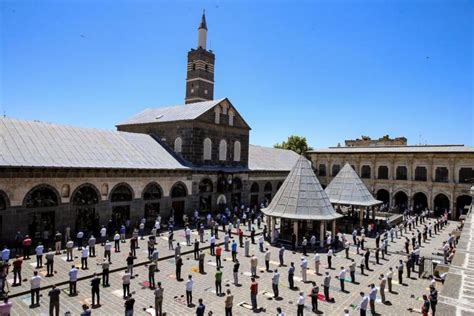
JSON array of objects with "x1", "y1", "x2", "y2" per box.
[{"x1": 199, "y1": 10, "x2": 207, "y2": 30}]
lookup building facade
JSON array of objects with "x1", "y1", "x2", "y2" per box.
[
  {"x1": 308, "y1": 145, "x2": 474, "y2": 219},
  {"x1": 0, "y1": 14, "x2": 299, "y2": 242}
]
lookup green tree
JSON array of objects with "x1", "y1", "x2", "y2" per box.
[{"x1": 274, "y1": 135, "x2": 313, "y2": 155}]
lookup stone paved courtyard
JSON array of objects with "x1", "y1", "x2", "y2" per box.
[{"x1": 5, "y1": 220, "x2": 455, "y2": 316}]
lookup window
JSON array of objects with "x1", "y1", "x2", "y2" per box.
[
  {"x1": 214, "y1": 106, "x2": 221, "y2": 124},
  {"x1": 233, "y1": 141, "x2": 241, "y2": 162},
  {"x1": 174, "y1": 137, "x2": 182, "y2": 153},
  {"x1": 110, "y1": 184, "x2": 133, "y2": 202},
  {"x1": 24, "y1": 185, "x2": 59, "y2": 208},
  {"x1": 219, "y1": 139, "x2": 227, "y2": 161},
  {"x1": 396, "y1": 166, "x2": 408, "y2": 180},
  {"x1": 378, "y1": 166, "x2": 389, "y2": 179},
  {"x1": 332, "y1": 164, "x2": 341, "y2": 176},
  {"x1": 318, "y1": 164, "x2": 327, "y2": 176},
  {"x1": 203, "y1": 138, "x2": 212, "y2": 160},
  {"x1": 228, "y1": 110, "x2": 235, "y2": 126},
  {"x1": 205, "y1": 64, "x2": 208, "y2": 71},
  {"x1": 415, "y1": 166, "x2": 427, "y2": 181},
  {"x1": 435, "y1": 167, "x2": 449, "y2": 183},
  {"x1": 192, "y1": 63, "x2": 196, "y2": 71},
  {"x1": 204, "y1": 89, "x2": 208, "y2": 95},
  {"x1": 459, "y1": 168, "x2": 473, "y2": 183},
  {"x1": 361, "y1": 165, "x2": 371, "y2": 179}
]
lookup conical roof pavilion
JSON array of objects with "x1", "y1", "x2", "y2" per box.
[
  {"x1": 324, "y1": 163, "x2": 382, "y2": 207},
  {"x1": 262, "y1": 156, "x2": 342, "y2": 221}
]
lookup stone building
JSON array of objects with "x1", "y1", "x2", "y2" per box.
[
  {"x1": 345, "y1": 135, "x2": 407, "y2": 147},
  {"x1": 308, "y1": 145, "x2": 474, "y2": 219},
  {"x1": 0, "y1": 14, "x2": 299, "y2": 242}
]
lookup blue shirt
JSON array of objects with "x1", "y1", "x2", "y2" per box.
[
  {"x1": 120, "y1": 226, "x2": 126, "y2": 234},
  {"x1": 231, "y1": 243, "x2": 237, "y2": 252},
  {"x1": 369, "y1": 287, "x2": 377, "y2": 300},
  {"x1": 196, "y1": 303, "x2": 205, "y2": 316},
  {"x1": 1, "y1": 248, "x2": 10, "y2": 261}
]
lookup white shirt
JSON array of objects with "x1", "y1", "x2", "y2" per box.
[
  {"x1": 314, "y1": 253, "x2": 320, "y2": 262},
  {"x1": 81, "y1": 248, "x2": 89, "y2": 258},
  {"x1": 301, "y1": 259, "x2": 308, "y2": 269},
  {"x1": 69, "y1": 268, "x2": 78, "y2": 281},
  {"x1": 328, "y1": 249, "x2": 333, "y2": 257},
  {"x1": 265, "y1": 251, "x2": 271, "y2": 261},
  {"x1": 186, "y1": 279, "x2": 193, "y2": 291},
  {"x1": 100, "y1": 228, "x2": 106, "y2": 237},
  {"x1": 297, "y1": 295, "x2": 305, "y2": 305},
  {"x1": 105, "y1": 242, "x2": 112, "y2": 251},
  {"x1": 114, "y1": 233, "x2": 120, "y2": 241},
  {"x1": 30, "y1": 276, "x2": 42, "y2": 289},
  {"x1": 122, "y1": 273, "x2": 131, "y2": 284},
  {"x1": 77, "y1": 231, "x2": 84, "y2": 238},
  {"x1": 360, "y1": 296, "x2": 369, "y2": 310},
  {"x1": 339, "y1": 269, "x2": 346, "y2": 279},
  {"x1": 185, "y1": 228, "x2": 191, "y2": 236},
  {"x1": 210, "y1": 236, "x2": 216, "y2": 244},
  {"x1": 387, "y1": 270, "x2": 393, "y2": 279}
]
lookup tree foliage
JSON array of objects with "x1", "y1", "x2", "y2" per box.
[{"x1": 274, "y1": 135, "x2": 313, "y2": 155}]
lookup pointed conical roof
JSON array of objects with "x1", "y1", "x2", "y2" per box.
[
  {"x1": 262, "y1": 156, "x2": 342, "y2": 221},
  {"x1": 199, "y1": 12, "x2": 207, "y2": 30},
  {"x1": 324, "y1": 163, "x2": 382, "y2": 207}
]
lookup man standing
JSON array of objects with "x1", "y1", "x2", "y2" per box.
[
  {"x1": 45, "y1": 248, "x2": 55, "y2": 276},
  {"x1": 154, "y1": 282, "x2": 164, "y2": 316},
  {"x1": 339, "y1": 267, "x2": 346, "y2": 292},
  {"x1": 35, "y1": 242, "x2": 44, "y2": 268},
  {"x1": 100, "y1": 258, "x2": 110, "y2": 287},
  {"x1": 196, "y1": 298, "x2": 205, "y2": 316},
  {"x1": 23, "y1": 235, "x2": 32, "y2": 259},
  {"x1": 279, "y1": 247, "x2": 285, "y2": 267},
  {"x1": 233, "y1": 259, "x2": 240, "y2": 285},
  {"x1": 124, "y1": 294, "x2": 135, "y2": 316},
  {"x1": 302, "y1": 237, "x2": 308, "y2": 256},
  {"x1": 349, "y1": 260, "x2": 356, "y2": 283},
  {"x1": 258, "y1": 235, "x2": 265, "y2": 252},
  {"x1": 215, "y1": 245, "x2": 222, "y2": 268},
  {"x1": 100, "y1": 226, "x2": 107, "y2": 245},
  {"x1": 48, "y1": 284, "x2": 61, "y2": 316},
  {"x1": 265, "y1": 248, "x2": 271, "y2": 271},
  {"x1": 379, "y1": 274, "x2": 386, "y2": 303},
  {"x1": 209, "y1": 234, "x2": 216, "y2": 256},
  {"x1": 369, "y1": 283, "x2": 377, "y2": 315},
  {"x1": 327, "y1": 248, "x2": 333, "y2": 269},
  {"x1": 91, "y1": 273, "x2": 101, "y2": 306},
  {"x1": 224, "y1": 289, "x2": 233, "y2": 316},
  {"x1": 185, "y1": 275, "x2": 193, "y2": 307},
  {"x1": 114, "y1": 231, "x2": 121, "y2": 252},
  {"x1": 314, "y1": 252, "x2": 321, "y2": 275},
  {"x1": 148, "y1": 261, "x2": 156, "y2": 289},
  {"x1": 364, "y1": 249, "x2": 370, "y2": 271},
  {"x1": 198, "y1": 251, "x2": 205, "y2": 274},
  {"x1": 122, "y1": 269, "x2": 132, "y2": 299},
  {"x1": 88, "y1": 235, "x2": 96, "y2": 257},
  {"x1": 300, "y1": 257, "x2": 308, "y2": 283},
  {"x1": 69, "y1": 265, "x2": 78, "y2": 296},
  {"x1": 194, "y1": 239, "x2": 200, "y2": 260},
  {"x1": 288, "y1": 262, "x2": 295, "y2": 289},
  {"x1": 387, "y1": 267, "x2": 393, "y2": 293},
  {"x1": 81, "y1": 247, "x2": 89, "y2": 270},
  {"x1": 126, "y1": 252, "x2": 134, "y2": 276},
  {"x1": 66, "y1": 238, "x2": 74, "y2": 262},
  {"x1": 398, "y1": 260, "x2": 404, "y2": 285},
  {"x1": 176, "y1": 255, "x2": 183, "y2": 280},
  {"x1": 76, "y1": 230, "x2": 84, "y2": 250},
  {"x1": 185, "y1": 226, "x2": 191, "y2": 246},
  {"x1": 297, "y1": 291, "x2": 305, "y2": 316},
  {"x1": 272, "y1": 269, "x2": 280, "y2": 298},
  {"x1": 360, "y1": 292, "x2": 369, "y2": 316},
  {"x1": 215, "y1": 267, "x2": 223, "y2": 296},
  {"x1": 244, "y1": 238, "x2": 250, "y2": 257},
  {"x1": 323, "y1": 271, "x2": 331, "y2": 301},
  {"x1": 311, "y1": 284, "x2": 319, "y2": 312},
  {"x1": 250, "y1": 277, "x2": 258, "y2": 311},
  {"x1": 250, "y1": 255, "x2": 258, "y2": 277},
  {"x1": 12, "y1": 255, "x2": 23, "y2": 286},
  {"x1": 30, "y1": 271, "x2": 41, "y2": 307},
  {"x1": 429, "y1": 284, "x2": 438, "y2": 316},
  {"x1": 231, "y1": 240, "x2": 238, "y2": 262}
]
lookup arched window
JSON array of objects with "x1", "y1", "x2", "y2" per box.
[
  {"x1": 232, "y1": 177, "x2": 242, "y2": 191},
  {"x1": 24, "y1": 185, "x2": 59, "y2": 208},
  {"x1": 203, "y1": 138, "x2": 212, "y2": 160},
  {"x1": 199, "y1": 179, "x2": 214, "y2": 193},
  {"x1": 318, "y1": 164, "x2": 327, "y2": 176},
  {"x1": 459, "y1": 168, "x2": 473, "y2": 184},
  {"x1": 110, "y1": 184, "x2": 133, "y2": 202},
  {"x1": 264, "y1": 182, "x2": 272, "y2": 192},
  {"x1": 415, "y1": 166, "x2": 427, "y2": 181},
  {"x1": 228, "y1": 109, "x2": 235, "y2": 126},
  {"x1": 219, "y1": 139, "x2": 227, "y2": 161},
  {"x1": 332, "y1": 164, "x2": 341, "y2": 177},
  {"x1": 171, "y1": 182, "x2": 188, "y2": 198},
  {"x1": 435, "y1": 167, "x2": 449, "y2": 183},
  {"x1": 174, "y1": 137, "x2": 182, "y2": 154},
  {"x1": 233, "y1": 141, "x2": 241, "y2": 162},
  {"x1": 192, "y1": 63, "x2": 196, "y2": 71},
  {"x1": 214, "y1": 106, "x2": 221, "y2": 124},
  {"x1": 361, "y1": 165, "x2": 371, "y2": 179},
  {"x1": 396, "y1": 166, "x2": 408, "y2": 180},
  {"x1": 72, "y1": 185, "x2": 99, "y2": 205},
  {"x1": 378, "y1": 166, "x2": 389, "y2": 179},
  {"x1": 250, "y1": 183, "x2": 260, "y2": 193},
  {"x1": 0, "y1": 191, "x2": 9, "y2": 210},
  {"x1": 143, "y1": 183, "x2": 163, "y2": 200}
]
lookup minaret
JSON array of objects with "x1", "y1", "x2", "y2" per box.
[{"x1": 185, "y1": 12, "x2": 215, "y2": 104}]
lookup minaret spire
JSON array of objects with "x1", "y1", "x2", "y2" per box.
[{"x1": 197, "y1": 10, "x2": 208, "y2": 49}]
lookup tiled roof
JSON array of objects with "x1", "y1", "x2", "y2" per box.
[
  {"x1": 308, "y1": 145, "x2": 474, "y2": 154},
  {"x1": 0, "y1": 118, "x2": 186, "y2": 170},
  {"x1": 325, "y1": 163, "x2": 382, "y2": 207},
  {"x1": 116, "y1": 98, "x2": 226, "y2": 126},
  {"x1": 248, "y1": 145, "x2": 300, "y2": 171},
  {"x1": 262, "y1": 156, "x2": 342, "y2": 221}
]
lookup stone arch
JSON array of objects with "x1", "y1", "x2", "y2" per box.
[
  {"x1": 203, "y1": 138, "x2": 212, "y2": 160},
  {"x1": 142, "y1": 182, "x2": 163, "y2": 200},
  {"x1": 170, "y1": 182, "x2": 188, "y2": 198},
  {"x1": 250, "y1": 182, "x2": 260, "y2": 193},
  {"x1": 71, "y1": 183, "x2": 101, "y2": 205},
  {"x1": 0, "y1": 190, "x2": 10, "y2": 210},
  {"x1": 456, "y1": 195, "x2": 472, "y2": 219},
  {"x1": 412, "y1": 192, "x2": 428, "y2": 213},
  {"x1": 376, "y1": 189, "x2": 390, "y2": 206},
  {"x1": 264, "y1": 182, "x2": 273, "y2": 192},
  {"x1": 434, "y1": 193, "x2": 450, "y2": 216},
  {"x1": 23, "y1": 184, "x2": 60, "y2": 208},
  {"x1": 393, "y1": 191, "x2": 408, "y2": 211},
  {"x1": 109, "y1": 183, "x2": 134, "y2": 202}
]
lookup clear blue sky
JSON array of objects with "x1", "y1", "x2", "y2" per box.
[{"x1": 1, "y1": 0, "x2": 472, "y2": 148}]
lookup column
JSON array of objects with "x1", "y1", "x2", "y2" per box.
[
  {"x1": 270, "y1": 217, "x2": 276, "y2": 244},
  {"x1": 319, "y1": 221, "x2": 324, "y2": 247},
  {"x1": 359, "y1": 207, "x2": 364, "y2": 226},
  {"x1": 332, "y1": 220, "x2": 336, "y2": 237},
  {"x1": 372, "y1": 206, "x2": 375, "y2": 220},
  {"x1": 293, "y1": 221, "x2": 298, "y2": 244}
]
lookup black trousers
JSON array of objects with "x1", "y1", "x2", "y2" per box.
[
  {"x1": 272, "y1": 284, "x2": 279, "y2": 298},
  {"x1": 30, "y1": 288, "x2": 40, "y2": 305},
  {"x1": 215, "y1": 280, "x2": 222, "y2": 294},
  {"x1": 216, "y1": 256, "x2": 221, "y2": 267},
  {"x1": 102, "y1": 269, "x2": 109, "y2": 285},
  {"x1": 398, "y1": 271, "x2": 403, "y2": 284},
  {"x1": 324, "y1": 285, "x2": 329, "y2": 300},
  {"x1": 36, "y1": 255, "x2": 43, "y2": 267},
  {"x1": 289, "y1": 274, "x2": 294, "y2": 289},
  {"x1": 90, "y1": 246, "x2": 95, "y2": 257},
  {"x1": 149, "y1": 273, "x2": 155, "y2": 288},
  {"x1": 312, "y1": 296, "x2": 318, "y2": 311},
  {"x1": 186, "y1": 290, "x2": 192, "y2": 305},
  {"x1": 232, "y1": 251, "x2": 237, "y2": 262},
  {"x1": 176, "y1": 267, "x2": 181, "y2": 280},
  {"x1": 350, "y1": 271, "x2": 355, "y2": 283},
  {"x1": 46, "y1": 261, "x2": 54, "y2": 275},
  {"x1": 225, "y1": 307, "x2": 232, "y2": 316},
  {"x1": 199, "y1": 260, "x2": 204, "y2": 273},
  {"x1": 91, "y1": 288, "x2": 100, "y2": 305},
  {"x1": 123, "y1": 284, "x2": 130, "y2": 298},
  {"x1": 69, "y1": 281, "x2": 77, "y2": 295},
  {"x1": 265, "y1": 260, "x2": 270, "y2": 271},
  {"x1": 297, "y1": 304, "x2": 304, "y2": 316}
]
